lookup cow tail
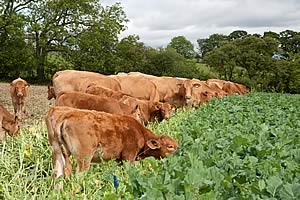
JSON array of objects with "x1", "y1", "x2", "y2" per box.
[{"x1": 47, "y1": 114, "x2": 67, "y2": 178}]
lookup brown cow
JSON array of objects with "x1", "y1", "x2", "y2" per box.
[
  {"x1": 86, "y1": 85, "x2": 175, "y2": 124},
  {"x1": 0, "y1": 104, "x2": 20, "y2": 142},
  {"x1": 10, "y1": 77, "x2": 29, "y2": 119},
  {"x1": 206, "y1": 79, "x2": 249, "y2": 95},
  {"x1": 234, "y1": 83, "x2": 250, "y2": 95},
  {"x1": 51, "y1": 70, "x2": 121, "y2": 99},
  {"x1": 205, "y1": 81, "x2": 228, "y2": 97},
  {"x1": 184, "y1": 79, "x2": 221, "y2": 107},
  {"x1": 119, "y1": 96, "x2": 175, "y2": 123},
  {"x1": 55, "y1": 91, "x2": 143, "y2": 124},
  {"x1": 112, "y1": 74, "x2": 160, "y2": 102},
  {"x1": 85, "y1": 85, "x2": 126, "y2": 100},
  {"x1": 128, "y1": 72, "x2": 187, "y2": 107},
  {"x1": 46, "y1": 106, "x2": 178, "y2": 178}
]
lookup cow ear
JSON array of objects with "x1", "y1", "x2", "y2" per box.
[{"x1": 146, "y1": 139, "x2": 161, "y2": 150}]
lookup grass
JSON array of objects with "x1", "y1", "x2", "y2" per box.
[{"x1": 0, "y1": 91, "x2": 299, "y2": 199}]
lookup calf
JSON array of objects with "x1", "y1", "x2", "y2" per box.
[
  {"x1": 10, "y1": 78, "x2": 29, "y2": 119},
  {"x1": 55, "y1": 91, "x2": 143, "y2": 124},
  {"x1": 46, "y1": 106, "x2": 178, "y2": 178},
  {"x1": 0, "y1": 104, "x2": 20, "y2": 142}
]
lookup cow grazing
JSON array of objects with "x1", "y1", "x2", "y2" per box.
[
  {"x1": 0, "y1": 104, "x2": 20, "y2": 142},
  {"x1": 128, "y1": 72, "x2": 187, "y2": 107},
  {"x1": 46, "y1": 106, "x2": 178, "y2": 178},
  {"x1": 55, "y1": 91, "x2": 143, "y2": 124},
  {"x1": 119, "y1": 96, "x2": 175, "y2": 124},
  {"x1": 52, "y1": 70, "x2": 121, "y2": 99},
  {"x1": 10, "y1": 77, "x2": 29, "y2": 119},
  {"x1": 234, "y1": 83, "x2": 250, "y2": 95},
  {"x1": 206, "y1": 79, "x2": 249, "y2": 95},
  {"x1": 205, "y1": 81, "x2": 228, "y2": 97},
  {"x1": 112, "y1": 74, "x2": 160, "y2": 102},
  {"x1": 86, "y1": 85, "x2": 175, "y2": 124}
]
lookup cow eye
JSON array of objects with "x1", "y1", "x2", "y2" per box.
[
  {"x1": 193, "y1": 84, "x2": 200, "y2": 88},
  {"x1": 167, "y1": 145, "x2": 174, "y2": 149}
]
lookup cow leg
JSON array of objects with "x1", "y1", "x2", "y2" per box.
[
  {"x1": 75, "y1": 153, "x2": 93, "y2": 173},
  {"x1": 61, "y1": 145, "x2": 72, "y2": 177},
  {"x1": 51, "y1": 144, "x2": 65, "y2": 179},
  {"x1": 21, "y1": 100, "x2": 26, "y2": 116}
]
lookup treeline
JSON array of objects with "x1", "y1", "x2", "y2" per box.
[
  {"x1": 0, "y1": 1, "x2": 299, "y2": 93},
  {"x1": 200, "y1": 30, "x2": 300, "y2": 93}
]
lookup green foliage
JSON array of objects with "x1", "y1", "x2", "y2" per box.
[
  {"x1": 279, "y1": 30, "x2": 300, "y2": 54},
  {"x1": 45, "y1": 53, "x2": 74, "y2": 80},
  {"x1": 67, "y1": 2, "x2": 128, "y2": 74},
  {"x1": 167, "y1": 36, "x2": 195, "y2": 59},
  {"x1": 114, "y1": 35, "x2": 150, "y2": 73},
  {"x1": 0, "y1": 93, "x2": 299, "y2": 199},
  {"x1": 197, "y1": 33, "x2": 228, "y2": 57},
  {"x1": 204, "y1": 42, "x2": 240, "y2": 80},
  {"x1": 229, "y1": 30, "x2": 248, "y2": 41}
]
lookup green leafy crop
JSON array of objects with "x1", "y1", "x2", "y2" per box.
[{"x1": 0, "y1": 92, "x2": 299, "y2": 199}]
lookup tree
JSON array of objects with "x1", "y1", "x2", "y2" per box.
[
  {"x1": 263, "y1": 31, "x2": 279, "y2": 40},
  {"x1": 115, "y1": 35, "x2": 149, "y2": 72},
  {"x1": 197, "y1": 33, "x2": 228, "y2": 57},
  {"x1": 235, "y1": 36, "x2": 279, "y2": 82},
  {"x1": 0, "y1": 0, "x2": 35, "y2": 78},
  {"x1": 24, "y1": 0, "x2": 127, "y2": 79},
  {"x1": 203, "y1": 42, "x2": 239, "y2": 80},
  {"x1": 229, "y1": 30, "x2": 248, "y2": 41},
  {"x1": 167, "y1": 36, "x2": 195, "y2": 59},
  {"x1": 279, "y1": 30, "x2": 300, "y2": 55}
]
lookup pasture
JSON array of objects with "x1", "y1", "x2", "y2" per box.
[{"x1": 0, "y1": 82, "x2": 299, "y2": 199}]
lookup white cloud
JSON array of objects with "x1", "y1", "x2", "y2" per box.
[{"x1": 102, "y1": 0, "x2": 300, "y2": 47}]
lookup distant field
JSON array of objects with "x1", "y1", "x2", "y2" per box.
[{"x1": 0, "y1": 83, "x2": 299, "y2": 199}]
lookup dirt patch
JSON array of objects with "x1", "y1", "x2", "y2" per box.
[{"x1": 0, "y1": 82, "x2": 55, "y2": 126}]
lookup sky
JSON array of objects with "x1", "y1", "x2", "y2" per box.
[{"x1": 102, "y1": 0, "x2": 300, "y2": 48}]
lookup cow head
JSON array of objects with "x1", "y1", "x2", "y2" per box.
[
  {"x1": 184, "y1": 79, "x2": 215, "y2": 107},
  {"x1": 47, "y1": 84, "x2": 56, "y2": 100},
  {"x1": 4, "y1": 115, "x2": 20, "y2": 137},
  {"x1": 11, "y1": 79, "x2": 29, "y2": 98},
  {"x1": 148, "y1": 102, "x2": 175, "y2": 122},
  {"x1": 141, "y1": 135, "x2": 178, "y2": 159}
]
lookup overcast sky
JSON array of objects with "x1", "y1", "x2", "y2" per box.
[{"x1": 102, "y1": 0, "x2": 300, "y2": 48}]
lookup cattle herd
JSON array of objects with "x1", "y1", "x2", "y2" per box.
[{"x1": 0, "y1": 69, "x2": 249, "y2": 180}]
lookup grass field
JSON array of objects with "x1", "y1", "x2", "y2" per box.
[{"x1": 0, "y1": 83, "x2": 299, "y2": 199}]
